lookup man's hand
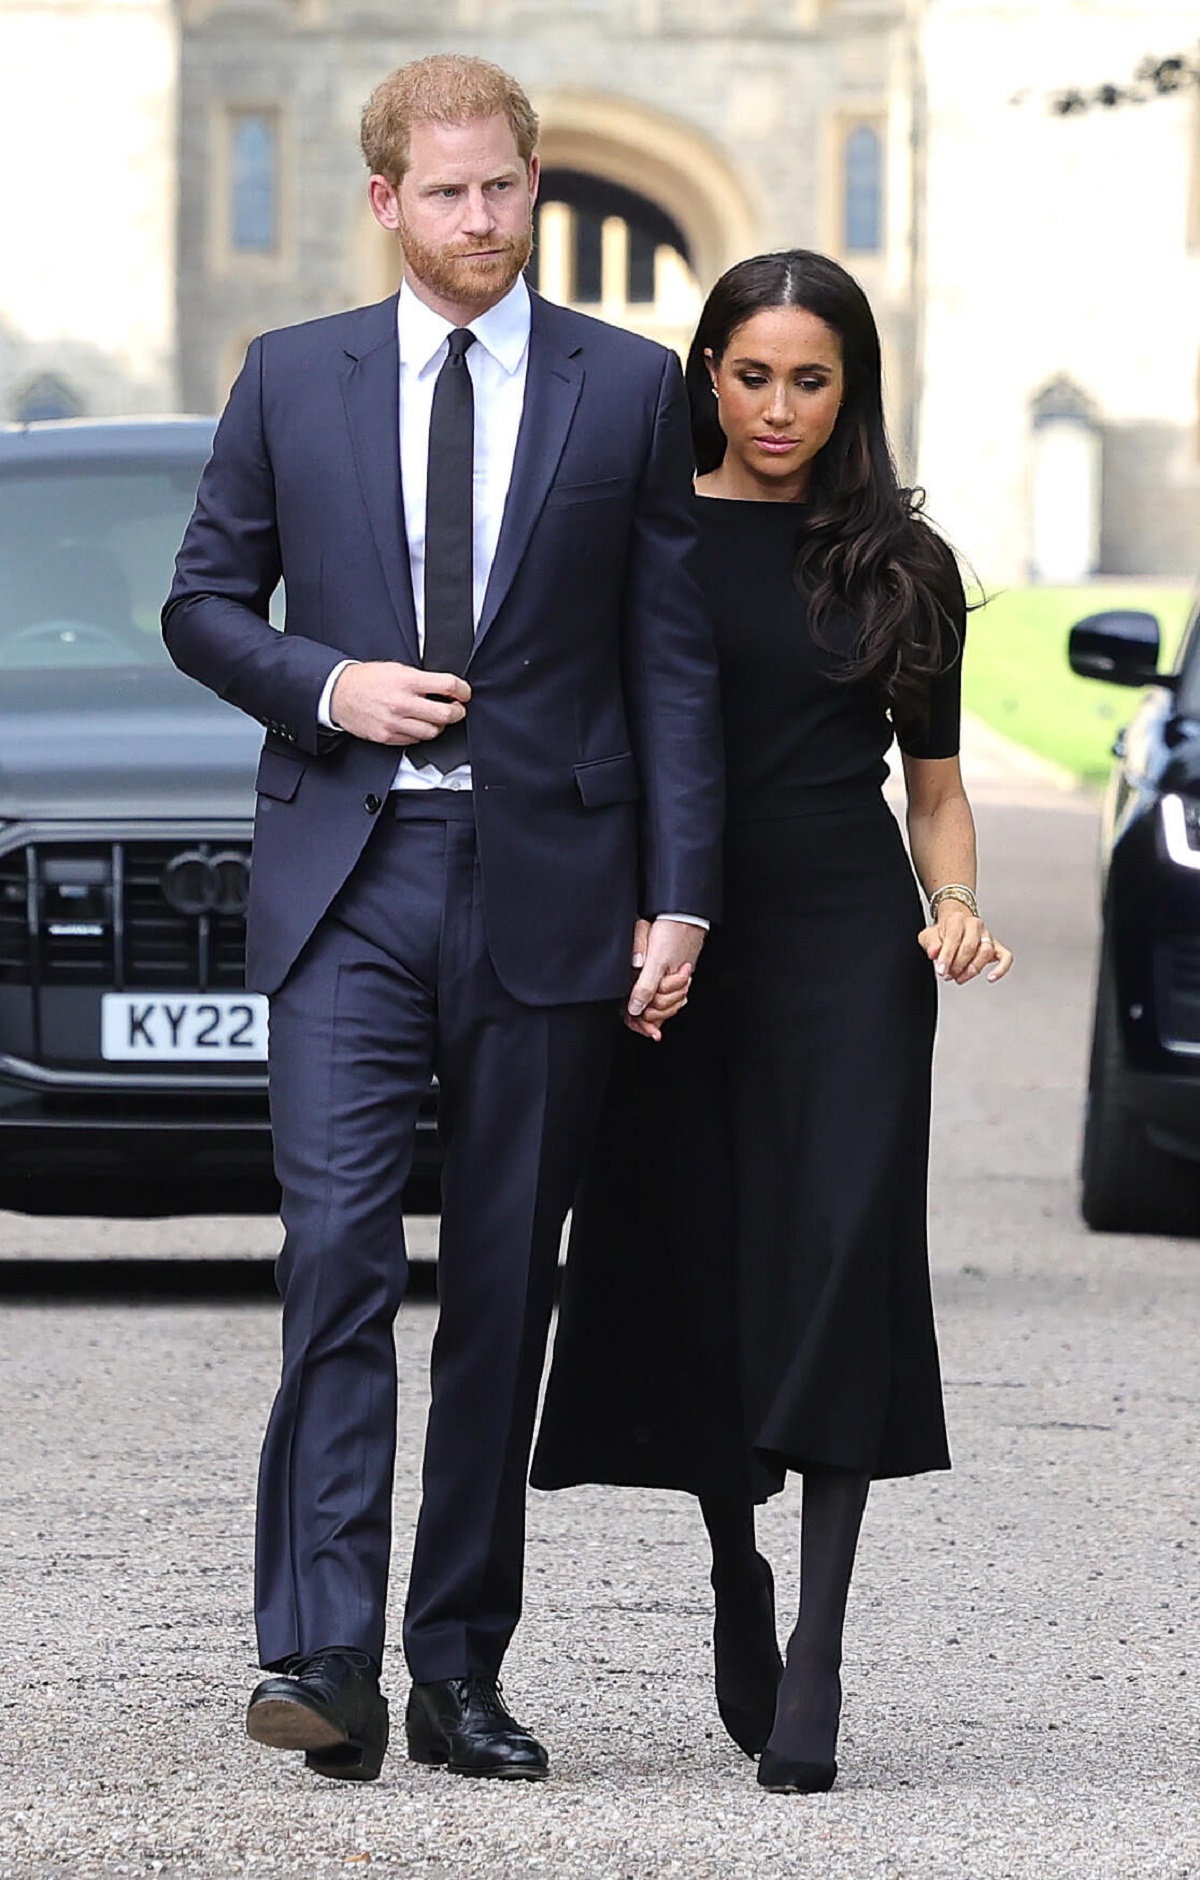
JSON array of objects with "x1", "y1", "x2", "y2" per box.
[
  {"x1": 330, "y1": 661, "x2": 471, "y2": 746},
  {"x1": 625, "y1": 917, "x2": 706, "y2": 1041}
]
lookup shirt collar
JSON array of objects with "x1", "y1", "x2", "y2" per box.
[{"x1": 398, "y1": 275, "x2": 531, "y2": 378}]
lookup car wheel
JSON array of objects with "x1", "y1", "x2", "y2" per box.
[{"x1": 1080, "y1": 936, "x2": 1200, "y2": 1235}]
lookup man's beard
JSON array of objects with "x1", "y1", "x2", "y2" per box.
[{"x1": 398, "y1": 215, "x2": 533, "y2": 311}]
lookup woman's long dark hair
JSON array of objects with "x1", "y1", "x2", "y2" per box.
[{"x1": 685, "y1": 250, "x2": 960, "y2": 729}]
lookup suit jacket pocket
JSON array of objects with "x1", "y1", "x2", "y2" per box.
[
  {"x1": 574, "y1": 752, "x2": 639, "y2": 808},
  {"x1": 543, "y1": 476, "x2": 635, "y2": 509},
  {"x1": 255, "y1": 746, "x2": 306, "y2": 802}
]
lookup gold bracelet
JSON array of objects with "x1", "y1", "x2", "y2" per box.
[{"x1": 930, "y1": 883, "x2": 979, "y2": 919}]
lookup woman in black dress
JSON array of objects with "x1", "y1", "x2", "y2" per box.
[{"x1": 532, "y1": 252, "x2": 1012, "y2": 1794}]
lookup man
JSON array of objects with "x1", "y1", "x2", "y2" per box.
[{"x1": 163, "y1": 53, "x2": 722, "y2": 1785}]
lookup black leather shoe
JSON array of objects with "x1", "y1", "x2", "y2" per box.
[
  {"x1": 405, "y1": 1676, "x2": 549, "y2": 1780},
  {"x1": 757, "y1": 1750, "x2": 837, "y2": 1794},
  {"x1": 246, "y1": 1648, "x2": 389, "y2": 1782}
]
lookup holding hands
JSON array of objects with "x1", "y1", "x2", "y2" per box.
[
  {"x1": 918, "y1": 884, "x2": 1012, "y2": 985},
  {"x1": 625, "y1": 917, "x2": 705, "y2": 1041}
]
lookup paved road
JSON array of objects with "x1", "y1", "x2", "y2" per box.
[{"x1": 2, "y1": 787, "x2": 1199, "y2": 1878}]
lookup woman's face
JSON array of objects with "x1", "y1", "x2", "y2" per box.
[{"x1": 706, "y1": 305, "x2": 845, "y2": 499}]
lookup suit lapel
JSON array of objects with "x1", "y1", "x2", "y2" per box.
[
  {"x1": 473, "y1": 295, "x2": 584, "y2": 658},
  {"x1": 340, "y1": 297, "x2": 421, "y2": 666}
]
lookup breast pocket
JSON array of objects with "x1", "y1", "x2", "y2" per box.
[{"x1": 543, "y1": 476, "x2": 635, "y2": 511}]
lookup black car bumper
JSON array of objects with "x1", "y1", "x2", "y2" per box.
[
  {"x1": 0, "y1": 1081, "x2": 442, "y2": 1215},
  {"x1": 1121, "y1": 1066, "x2": 1200, "y2": 1164}
]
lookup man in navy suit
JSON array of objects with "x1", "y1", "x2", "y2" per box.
[{"x1": 164, "y1": 53, "x2": 722, "y2": 1784}]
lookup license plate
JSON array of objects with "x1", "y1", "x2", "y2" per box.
[{"x1": 100, "y1": 993, "x2": 268, "y2": 1062}]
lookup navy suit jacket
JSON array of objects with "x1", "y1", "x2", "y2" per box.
[{"x1": 163, "y1": 290, "x2": 723, "y2": 1002}]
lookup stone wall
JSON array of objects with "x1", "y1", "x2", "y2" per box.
[
  {"x1": 1102, "y1": 422, "x2": 1200, "y2": 580},
  {"x1": 920, "y1": 0, "x2": 1200, "y2": 582},
  {"x1": 176, "y1": 0, "x2": 920, "y2": 464},
  {"x1": 0, "y1": 0, "x2": 178, "y2": 419}
]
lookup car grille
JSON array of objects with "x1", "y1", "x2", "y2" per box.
[
  {"x1": 0, "y1": 839, "x2": 249, "y2": 991},
  {"x1": 1155, "y1": 936, "x2": 1200, "y2": 1053}
]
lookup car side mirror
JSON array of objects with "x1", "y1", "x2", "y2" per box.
[{"x1": 1068, "y1": 610, "x2": 1167, "y2": 688}]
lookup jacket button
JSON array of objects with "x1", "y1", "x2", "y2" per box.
[{"x1": 364, "y1": 793, "x2": 383, "y2": 814}]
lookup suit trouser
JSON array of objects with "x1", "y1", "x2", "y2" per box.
[{"x1": 255, "y1": 793, "x2": 615, "y2": 1680}]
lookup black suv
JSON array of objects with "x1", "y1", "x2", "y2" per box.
[
  {"x1": 1070, "y1": 596, "x2": 1200, "y2": 1234},
  {"x1": 0, "y1": 419, "x2": 438, "y2": 1215}
]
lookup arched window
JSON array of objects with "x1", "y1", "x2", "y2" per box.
[
  {"x1": 843, "y1": 122, "x2": 884, "y2": 256},
  {"x1": 13, "y1": 373, "x2": 82, "y2": 423},
  {"x1": 1029, "y1": 375, "x2": 1102, "y2": 582},
  {"x1": 229, "y1": 110, "x2": 278, "y2": 252}
]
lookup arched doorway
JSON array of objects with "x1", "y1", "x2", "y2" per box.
[
  {"x1": 534, "y1": 90, "x2": 758, "y2": 291},
  {"x1": 528, "y1": 169, "x2": 700, "y2": 355}
]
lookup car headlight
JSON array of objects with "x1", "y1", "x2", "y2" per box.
[{"x1": 1161, "y1": 794, "x2": 1200, "y2": 870}]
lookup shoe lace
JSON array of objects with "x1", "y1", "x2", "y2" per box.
[
  {"x1": 458, "y1": 1674, "x2": 513, "y2": 1726},
  {"x1": 289, "y1": 1648, "x2": 375, "y2": 1687}
]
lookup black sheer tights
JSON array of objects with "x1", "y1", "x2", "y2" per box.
[
  {"x1": 700, "y1": 1469, "x2": 869, "y2": 1767},
  {"x1": 767, "y1": 1467, "x2": 870, "y2": 1768},
  {"x1": 700, "y1": 1494, "x2": 783, "y2": 1756}
]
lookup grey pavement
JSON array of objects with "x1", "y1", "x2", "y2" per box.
[{"x1": 1, "y1": 768, "x2": 1199, "y2": 1877}]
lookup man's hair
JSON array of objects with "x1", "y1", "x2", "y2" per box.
[{"x1": 361, "y1": 54, "x2": 540, "y2": 183}]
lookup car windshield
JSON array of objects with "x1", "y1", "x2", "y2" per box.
[{"x1": 0, "y1": 458, "x2": 209, "y2": 671}]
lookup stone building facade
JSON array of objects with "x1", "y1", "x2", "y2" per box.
[
  {"x1": 919, "y1": 0, "x2": 1200, "y2": 584},
  {"x1": 175, "y1": 0, "x2": 923, "y2": 465},
  {"x1": 1, "y1": 0, "x2": 1197, "y2": 582},
  {"x1": 0, "y1": 0, "x2": 178, "y2": 419}
]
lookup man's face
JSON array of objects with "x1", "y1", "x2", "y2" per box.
[{"x1": 370, "y1": 113, "x2": 539, "y2": 316}]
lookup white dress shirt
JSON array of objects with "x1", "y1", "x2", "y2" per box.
[{"x1": 317, "y1": 275, "x2": 531, "y2": 791}]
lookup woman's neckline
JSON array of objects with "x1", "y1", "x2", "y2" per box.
[{"x1": 692, "y1": 491, "x2": 809, "y2": 508}]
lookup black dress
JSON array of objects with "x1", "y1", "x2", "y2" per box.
[{"x1": 532, "y1": 497, "x2": 961, "y2": 1504}]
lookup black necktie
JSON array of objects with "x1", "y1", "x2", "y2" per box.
[{"x1": 421, "y1": 326, "x2": 476, "y2": 773}]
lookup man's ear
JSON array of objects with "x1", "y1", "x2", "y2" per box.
[
  {"x1": 527, "y1": 153, "x2": 541, "y2": 210},
  {"x1": 368, "y1": 174, "x2": 402, "y2": 233}
]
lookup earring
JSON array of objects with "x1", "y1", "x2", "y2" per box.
[{"x1": 711, "y1": 385, "x2": 719, "y2": 399}]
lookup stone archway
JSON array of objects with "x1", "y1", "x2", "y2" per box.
[
  {"x1": 537, "y1": 88, "x2": 759, "y2": 291},
  {"x1": 533, "y1": 90, "x2": 759, "y2": 293}
]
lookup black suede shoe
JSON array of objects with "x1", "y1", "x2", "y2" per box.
[
  {"x1": 757, "y1": 1750, "x2": 837, "y2": 1794},
  {"x1": 405, "y1": 1676, "x2": 549, "y2": 1780},
  {"x1": 713, "y1": 1551, "x2": 784, "y2": 1757},
  {"x1": 246, "y1": 1648, "x2": 389, "y2": 1782}
]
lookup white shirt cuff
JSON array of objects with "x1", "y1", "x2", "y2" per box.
[
  {"x1": 317, "y1": 659, "x2": 357, "y2": 730},
  {"x1": 659, "y1": 914, "x2": 710, "y2": 931}
]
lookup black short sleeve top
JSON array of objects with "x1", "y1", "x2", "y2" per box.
[{"x1": 694, "y1": 496, "x2": 965, "y2": 820}]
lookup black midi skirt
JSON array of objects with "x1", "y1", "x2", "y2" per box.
[{"x1": 532, "y1": 792, "x2": 951, "y2": 1502}]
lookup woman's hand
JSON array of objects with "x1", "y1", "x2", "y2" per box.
[
  {"x1": 623, "y1": 917, "x2": 693, "y2": 1040},
  {"x1": 918, "y1": 901, "x2": 1013, "y2": 985}
]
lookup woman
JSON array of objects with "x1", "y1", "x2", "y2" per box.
[{"x1": 531, "y1": 251, "x2": 1013, "y2": 1794}]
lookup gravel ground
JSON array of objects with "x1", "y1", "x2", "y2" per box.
[{"x1": 1, "y1": 793, "x2": 1198, "y2": 1878}]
